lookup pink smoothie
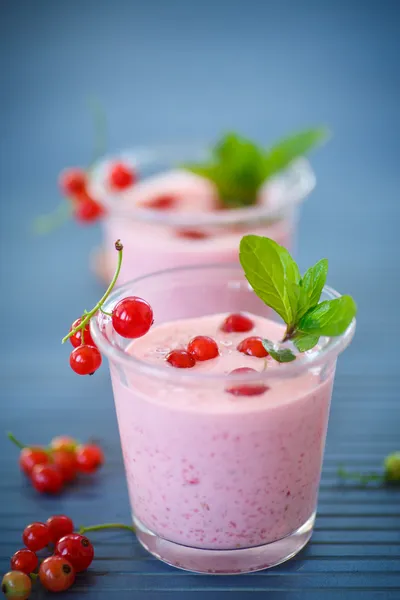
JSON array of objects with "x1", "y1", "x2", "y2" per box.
[
  {"x1": 110, "y1": 312, "x2": 334, "y2": 550},
  {"x1": 91, "y1": 169, "x2": 302, "y2": 283}
]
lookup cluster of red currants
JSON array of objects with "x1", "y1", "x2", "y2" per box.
[
  {"x1": 60, "y1": 159, "x2": 213, "y2": 239},
  {"x1": 68, "y1": 294, "x2": 153, "y2": 375},
  {"x1": 64, "y1": 240, "x2": 154, "y2": 375},
  {"x1": 59, "y1": 161, "x2": 135, "y2": 224},
  {"x1": 2, "y1": 515, "x2": 93, "y2": 598},
  {"x1": 2, "y1": 517, "x2": 135, "y2": 599},
  {"x1": 9, "y1": 434, "x2": 103, "y2": 495},
  {"x1": 165, "y1": 313, "x2": 270, "y2": 396}
]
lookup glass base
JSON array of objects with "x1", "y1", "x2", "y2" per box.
[{"x1": 134, "y1": 512, "x2": 315, "y2": 574}]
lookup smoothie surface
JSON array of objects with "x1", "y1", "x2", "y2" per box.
[{"x1": 125, "y1": 312, "x2": 325, "y2": 412}]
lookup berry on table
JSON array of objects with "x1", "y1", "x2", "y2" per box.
[
  {"x1": 69, "y1": 318, "x2": 96, "y2": 348},
  {"x1": 237, "y1": 336, "x2": 269, "y2": 358},
  {"x1": 143, "y1": 194, "x2": 176, "y2": 210},
  {"x1": 188, "y1": 336, "x2": 219, "y2": 361},
  {"x1": 46, "y1": 515, "x2": 75, "y2": 543},
  {"x1": 59, "y1": 168, "x2": 87, "y2": 197},
  {"x1": 69, "y1": 345, "x2": 102, "y2": 375},
  {"x1": 50, "y1": 435, "x2": 78, "y2": 453},
  {"x1": 166, "y1": 349, "x2": 196, "y2": 368},
  {"x1": 19, "y1": 447, "x2": 49, "y2": 476},
  {"x1": 52, "y1": 449, "x2": 78, "y2": 482},
  {"x1": 22, "y1": 522, "x2": 51, "y2": 552},
  {"x1": 76, "y1": 444, "x2": 104, "y2": 473},
  {"x1": 384, "y1": 452, "x2": 400, "y2": 482},
  {"x1": 112, "y1": 296, "x2": 153, "y2": 339},
  {"x1": 225, "y1": 367, "x2": 269, "y2": 397},
  {"x1": 30, "y1": 464, "x2": 64, "y2": 495},
  {"x1": 109, "y1": 162, "x2": 135, "y2": 190},
  {"x1": 221, "y1": 313, "x2": 254, "y2": 333},
  {"x1": 338, "y1": 451, "x2": 400, "y2": 485},
  {"x1": 10, "y1": 548, "x2": 38, "y2": 575},
  {"x1": 55, "y1": 533, "x2": 94, "y2": 572},
  {"x1": 39, "y1": 556, "x2": 75, "y2": 592},
  {"x1": 1, "y1": 571, "x2": 31, "y2": 600}
]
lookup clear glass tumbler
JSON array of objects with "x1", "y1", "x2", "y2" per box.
[
  {"x1": 91, "y1": 264, "x2": 355, "y2": 574},
  {"x1": 89, "y1": 145, "x2": 315, "y2": 284}
]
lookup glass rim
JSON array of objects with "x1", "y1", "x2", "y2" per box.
[
  {"x1": 89, "y1": 143, "x2": 316, "y2": 227},
  {"x1": 90, "y1": 263, "x2": 356, "y2": 383}
]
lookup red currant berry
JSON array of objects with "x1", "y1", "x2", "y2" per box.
[
  {"x1": 30, "y1": 464, "x2": 64, "y2": 495},
  {"x1": 10, "y1": 548, "x2": 38, "y2": 575},
  {"x1": 56, "y1": 533, "x2": 94, "y2": 572},
  {"x1": 70, "y1": 345, "x2": 102, "y2": 375},
  {"x1": 19, "y1": 447, "x2": 49, "y2": 476},
  {"x1": 46, "y1": 515, "x2": 75, "y2": 543},
  {"x1": 69, "y1": 318, "x2": 96, "y2": 348},
  {"x1": 76, "y1": 444, "x2": 104, "y2": 473},
  {"x1": 237, "y1": 336, "x2": 269, "y2": 358},
  {"x1": 22, "y1": 522, "x2": 51, "y2": 552},
  {"x1": 59, "y1": 168, "x2": 87, "y2": 197},
  {"x1": 221, "y1": 313, "x2": 254, "y2": 333},
  {"x1": 143, "y1": 194, "x2": 176, "y2": 210},
  {"x1": 109, "y1": 162, "x2": 135, "y2": 190},
  {"x1": 50, "y1": 435, "x2": 78, "y2": 453},
  {"x1": 176, "y1": 229, "x2": 209, "y2": 240},
  {"x1": 39, "y1": 555, "x2": 75, "y2": 592},
  {"x1": 187, "y1": 336, "x2": 219, "y2": 361},
  {"x1": 1, "y1": 571, "x2": 31, "y2": 600},
  {"x1": 74, "y1": 193, "x2": 105, "y2": 223},
  {"x1": 166, "y1": 349, "x2": 196, "y2": 368},
  {"x1": 225, "y1": 367, "x2": 269, "y2": 397},
  {"x1": 112, "y1": 296, "x2": 153, "y2": 339},
  {"x1": 53, "y1": 449, "x2": 78, "y2": 482}
]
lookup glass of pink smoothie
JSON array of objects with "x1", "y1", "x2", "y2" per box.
[
  {"x1": 88, "y1": 145, "x2": 315, "y2": 284},
  {"x1": 91, "y1": 264, "x2": 355, "y2": 574}
]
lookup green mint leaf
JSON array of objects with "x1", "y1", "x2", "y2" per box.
[
  {"x1": 292, "y1": 332, "x2": 320, "y2": 352},
  {"x1": 298, "y1": 295, "x2": 357, "y2": 337},
  {"x1": 183, "y1": 127, "x2": 328, "y2": 209},
  {"x1": 296, "y1": 258, "x2": 328, "y2": 320},
  {"x1": 262, "y1": 339, "x2": 296, "y2": 363},
  {"x1": 239, "y1": 235, "x2": 300, "y2": 325},
  {"x1": 301, "y1": 258, "x2": 328, "y2": 306},
  {"x1": 263, "y1": 127, "x2": 329, "y2": 179}
]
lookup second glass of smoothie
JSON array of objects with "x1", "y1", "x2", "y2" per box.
[
  {"x1": 89, "y1": 145, "x2": 315, "y2": 284},
  {"x1": 91, "y1": 263, "x2": 355, "y2": 574}
]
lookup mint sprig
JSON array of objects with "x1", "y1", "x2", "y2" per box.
[
  {"x1": 183, "y1": 128, "x2": 328, "y2": 209},
  {"x1": 239, "y1": 235, "x2": 357, "y2": 362}
]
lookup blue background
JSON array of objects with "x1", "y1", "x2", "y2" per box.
[{"x1": 1, "y1": 0, "x2": 399, "y2": 598}]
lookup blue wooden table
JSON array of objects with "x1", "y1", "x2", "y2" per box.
[{"x1": 1, "y1": 0, "x2": 399, "y2": 598}]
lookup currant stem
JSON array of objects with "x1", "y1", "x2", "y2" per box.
[
  {"x1": 78, "y1": 523, "x2": 135, "y2": 535},
  {"x1": 33, "y1": 202, "x2": 73, "y2": 235},
  {"x1": 7, "y1": 432, "x2": 26, "y2": 450},
  {"x1": 30, "y1": 573, "x2": 38, "y2": 582},
  {"x1": 87, "y1": 95, "x2": 108, "y2": 168},
  {"x1": 81, "y1": 313, "x2": 86, "y2": 345},
  {"x1": 338, "y1": 467, "x2": 383, "y2": 484},
  {"x1": 100, "y1": 307, "x2": 113, "y2": 317},
  {"x1": 62, "y1": 240, "x2": 124, "y2": 344}
]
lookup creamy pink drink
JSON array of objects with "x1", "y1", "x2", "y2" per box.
[
  {"x1": 89, "y1": 149, "x2": 315, "y2": 284},
  {"x1": 115, "y1": 314, "x2": 333, "y2": 549},
  {"x1": 92, "y1": 264, "x2": 355, "y2": 574}
]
